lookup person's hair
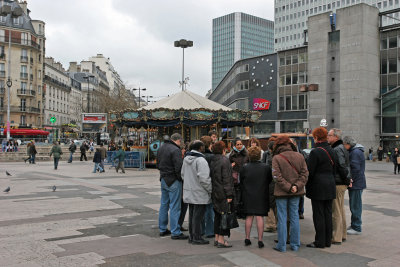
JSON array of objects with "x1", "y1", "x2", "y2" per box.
[
  {"x1": 343, "y1": 136, "x2": 357, "y2": 147},
  {"x1": 273, "y1": 135, "x2": 296, "y2": 154},
  {"x1": 208, "y1": 130, "x2": 217, "y2": 136},
  {"x1": 249, "y1": 137, "x2": 261, "y2": 147},
  {"x1": 268, "y1": 137, "x2": 276, "y2": 150},
  {"x1": 170, "y1": 133, "x2": 182, "y2": 141},
  {"x1": 190, "y1": 140, "x2": 205, "y2": 151},
  {"x1": 312, "y1": 127, "x2": 328, "y2": 142},
  {"x1": 100, "y1": 142, "x2": 104, "y2": 146},
  {"x1": 212, "y1": 141, "x2": 226, "y2": 154},
  {"x1": 233, "y1": 137, "x2": 242, "y2": 146},
  {"x1": 330, "y1": 128, "x2": 342, "y2": 140},
  {"x1": 163, "y1": 135, "x2": 170, "y2": 141},
  {"x1": 248, "y1": 146, "x2": 261, "y2": 162},
  {"x1": 200, "y1": 136, "x2": 212, "y2": 149}
]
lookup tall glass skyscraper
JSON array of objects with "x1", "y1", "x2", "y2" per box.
[{"x1": 212, "y1": 12, "x2": 274, "y2": 90}]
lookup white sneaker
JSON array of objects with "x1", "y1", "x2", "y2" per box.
[{"x1": 347, "y1": 228, "x2": 361, "y2": 235}]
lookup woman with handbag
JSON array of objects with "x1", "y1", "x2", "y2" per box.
[
  {"x1": 272, "y1": 135, "x2": 308, "y2": 252},
  {"x1": 240, "y1": 146, "x2": 272, "y2": 248},
  {"x1": 210, "y1": 141, "x2": 235, "y2": 248},
  {"x1": 306, "y1": 127, "x2": 337, "y2": 248}
]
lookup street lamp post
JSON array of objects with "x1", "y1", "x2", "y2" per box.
[
  {"x1": 174, "y1": 39, "x2": 193, "y2": 91},
  {"x1": 142, "y1": 95, "x2": 153, "y2": 105},
  {"x1": 1, "y1": 4, "x2": 23, "y2": 140},
  {"x1": 83, "y1": 75, "x2": 94, "y2": 113},
  {"x1": 132, "y1": 87, "x2": 146, "y2": 108}
]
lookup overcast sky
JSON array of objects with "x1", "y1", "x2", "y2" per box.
[{"x1": 28, "y1": 0, "x2": 274, "y2": 99}]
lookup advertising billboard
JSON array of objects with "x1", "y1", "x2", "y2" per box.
[{"x1": 82, "y1": 113, "x2": 107, "y2": 133}]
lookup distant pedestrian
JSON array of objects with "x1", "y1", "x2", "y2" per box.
[
  {"x1": 306, "y1": 127, "x2": 336, "y2": 249},
  {"x1": 99, "y1": 142, "x2": 107, "y2": 172},
  {"x1": 80, "y1": 142, "x2": 88, "y2": 161},
  {"x1": 30, "y1": 141, "x2": 37, "y2": 164},
  {"x1": 1, "y1": 139, "x2": 6, "y2": 152},
  {"x1": 343, "y1": 136, "x2": 366, "y2": 235},
  {"x1": 114, "y1": 146, "x2": 126, "y2": 173},
  {"x1": 24, "y1": 142, "x2": 32, "y2": 163},
  {"x1": 377, "y1": 146, "x2": 384, "y2": 161},
  {"x1": 368, "y1": 147, "x2": 373, "y2": 161},
  {"x1": 391, "y1": 148, "x2": 400, "y2": 174},
  {"x1": 157, "y1": 133, "x2": 188, "y2": 240},
  {"x1": 68, "y1": 140, "x2": 76, "y2": 163},
  {"x1": 50, "y1": 141, "x2": 63, "y2": 170},
  {"x1": 92, "y1": 148, "x2": 104, "y2": 173},
  {"x1": 240, "y1": 146, "x2": 272, "y2": 248}
]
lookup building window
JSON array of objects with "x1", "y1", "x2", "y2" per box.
[
  {"x1": 381, "y1": 38, "x2": 387, "y2": 49},
  {"x1": 389, "y1": 36, "x2": 397, "y2": 48},
  {"x1": 389, "y1": 58, "x2": 397, "y2": 73},
  {"x1": 381, "y1": 59, "x2": 388, "y2": 74},
  {"x1": 20, "y1": 115, "x2": 26, "y2": 125}
]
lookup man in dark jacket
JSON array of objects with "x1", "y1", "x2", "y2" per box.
[
  {"x1": 328, "y1": 129, "x2": 351, "y2": 244},
  {"x1": 80, "y1": 142, "x2": 88, "y2": 161},
  {"x1": 68, "y1": 140, "x2": 77, "y2": 163},
  {"x1": 114, "y1": 146, "x2": 126, "y2": 173},
  {"x1": 30, "y1": 141, "x2": 37, "y2": 164},
  {"x1": 343, "y1": 136, "x2": 366, "y2": 235},
  {"x1": 157, "y1": 133, "x2": 188, "y2": 240}
]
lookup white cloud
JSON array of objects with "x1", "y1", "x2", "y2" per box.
[{"x1": 28, "y1": 0, "x2": 274, "y2": 98}]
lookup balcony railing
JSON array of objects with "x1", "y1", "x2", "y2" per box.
[
  {"x1": 0, "y1": 37, "x2": 40, "y2": 50},
  {"x1": 43, "y1": 75, "x2": 71, "y2": 91},
  {"x1": 0, "y1": 53, "x2": 5, "y2": 60},
  {"x1": 17, "y1": 89, "x2": 36, "y2": 96},
  {"x1": 0, "y1": 71, "x2": 5, "y2": 78},
  {"x1": 10, "y1": 106, "x2": 40, "y2": 113},
  {"x1": 30, "y1": 74, "x2": 33, "y2": 80},
  {"x1": 20, "y1": 73, "x2": 28, "y2": 80},
  {"x1": 30, "y1": 57, "x2": 33, "y2": 64},
  {"x1": 20, "y1": 56, "x2": 28, "y2": 63},
  {"x1": 0, "y1": 88, "x2": 4, "y2": 94}
]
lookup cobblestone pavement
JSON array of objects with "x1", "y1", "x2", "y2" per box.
[{"x1": 0, "y1": 160, "x2": 399, "y2": 267}]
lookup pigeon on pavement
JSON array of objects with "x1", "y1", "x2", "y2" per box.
[
  {"x1": 52, "y1": 185, "x2": 56, "y2": 192},
  {"x1": 4, "y1": 187, "x2": 10, "y2": 193},
  {"x1": 6, "y1": 171, "x2": 11, "y2": 176}
]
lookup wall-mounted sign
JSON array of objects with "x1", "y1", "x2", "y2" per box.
[
  {"x1": 253, "y1": 98, "x2": 270, "y2": 111},
  {"x1": 82, "y1": 113, "x2": 107, "y2": 124}
]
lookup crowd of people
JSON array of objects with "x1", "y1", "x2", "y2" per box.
[
  {"x1": 156, "y1": 127, "x2": 367, "y2": 252},
  {"x1": 1, "y1": 139, "x2": 19, "y2": 152}
]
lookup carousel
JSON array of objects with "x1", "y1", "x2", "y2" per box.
[{"x1": 109, "y1": 90, "x2": 260, "y2": 165}]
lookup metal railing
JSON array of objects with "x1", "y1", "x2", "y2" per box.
[
  {"x1": 0, "y1": 88, "x2": 4, "y2": 94},
  {"x1": 0, "y1": 37, "x2": 40, "y2": 50},
  {"x1": 20, "y1": 73, "x2": 28, "y2": 79},
  {"x1": 10, "y1": 106, "x2": 40, "y2": 113},
  {"x1": 43, "y1": 75, "x2": 71, "y2": 91},
  {"x1": 0, "y1": 71, "x2": 5, "y2": 78},
  {"x1": 0, "y1": 54, "x2": 5, "y2": 60},
  {"x1": 20, "y1": 56, "x2": 28, "y2": 63},
  {"x1": 17, "y1": 89, "x2": 36, "y2": 96}
]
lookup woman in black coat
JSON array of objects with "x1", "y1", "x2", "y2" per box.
[
  {"x1": 240, "y1": 146, "x2": 271, "y2": 248},
  {"x1": 306, "y1": 127, "x2": 337, "y2": 249},
  {"x1": 210, "y1": 141, "x2": 234, "y2": 248}
]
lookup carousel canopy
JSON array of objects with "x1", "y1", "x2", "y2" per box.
[
  {"x1": 110, "y1": 90, "x2": 260, "y2": 128},
  {"x1": 140, "y1": 90, "x2": 231, "y2": 111}
]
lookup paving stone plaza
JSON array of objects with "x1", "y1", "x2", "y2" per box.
[{"x1": 0, "y1": 160, "x2": 399, "y2": 267}]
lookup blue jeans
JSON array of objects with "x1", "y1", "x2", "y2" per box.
[
  {"x1": 348, "y1": 189, "x2": 363, "y2": 232},
  {"x1": 202, "y1": 203, "x2": 214, "y2": 236},
  {"x1": 31, "y1": 154, "x2": 36, "y2": 164},
  {"x1": 298, "y1": 196, "x2": 304, "y2": 215},
  {"x1": 93, "y1": 163, "x2": 103, "y2": 173},
  {"x1": 159, "y1": 179, "x2": 182, "y2": 236},
  {"x1": 276, "y1": 197, "x2": 300, "y2": 252},
  {"x1": 69, "y1": 152, "x2": 73, "y2": 162}
]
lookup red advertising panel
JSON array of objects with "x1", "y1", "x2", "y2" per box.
[{"x1": 253, "y1": 98, "x2": 270, "y2": 111}]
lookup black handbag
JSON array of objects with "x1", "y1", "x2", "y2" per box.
[{"x1": 221, "y1": 203, "x2": 239, "y2": 230}]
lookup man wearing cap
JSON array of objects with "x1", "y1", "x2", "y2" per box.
[{"x1": 157, "y1": 133, "x2": 188, "y2": 240}]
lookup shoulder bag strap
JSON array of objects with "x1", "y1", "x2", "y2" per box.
[
  {"x1": 318, "y1": 147, "x2": 334, "y2": 166},
  {"x1": 278, "y1": 154, "x2": 299, "y2": 174}
]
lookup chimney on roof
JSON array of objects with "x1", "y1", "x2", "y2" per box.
[
  {"x1": 69, "y1": 62, "x2": 77, "y2": 72},
  {"x1": 18, "y1": 1, "x2": 28, "y2": 15}
]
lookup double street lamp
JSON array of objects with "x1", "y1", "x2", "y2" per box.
[
  {"x1": 1, "y1": 4, "x2": 23, "y2": 140},
  {"x1": 132, "y1": 87, "x2": 146, "y2": 108},
  {"x1": 174, "y1": 39, "x2": 193, "y2": 91}
]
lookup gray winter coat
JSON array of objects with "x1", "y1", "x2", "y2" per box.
[{"x1": 182, "y1": 150, "x2": 212, "y2": 205}]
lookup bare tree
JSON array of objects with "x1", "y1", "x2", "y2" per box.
[{"x1": 99, "y1": 85, "x2": 138, "y2": 113}]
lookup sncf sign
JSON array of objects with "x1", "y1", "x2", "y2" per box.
[{"x1": 253, "y1": 98, "x2": 270, "y2": 111}]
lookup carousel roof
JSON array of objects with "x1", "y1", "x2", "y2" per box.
[{"x1": 140, "y1": 90, "x2": 231, "y2": 111}]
